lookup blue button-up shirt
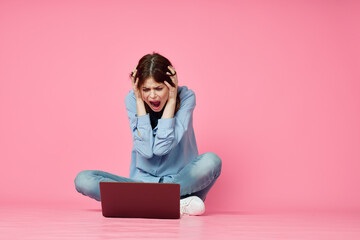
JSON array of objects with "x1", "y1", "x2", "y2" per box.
[{"x1": 125, "y1": 86, "x2": 199, "y2": 183}]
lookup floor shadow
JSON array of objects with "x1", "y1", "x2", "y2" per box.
[{"x1": 84, "y1": 209, "x2": 102, "y2": 212}]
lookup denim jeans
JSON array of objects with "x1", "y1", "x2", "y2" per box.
[{"x1": 74, "y1": 152, "x2": 222, "y2": 202}]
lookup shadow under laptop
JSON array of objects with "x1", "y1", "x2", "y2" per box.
[{"x1": 84, "y1": 208, "x2": 102, "y2": 212}]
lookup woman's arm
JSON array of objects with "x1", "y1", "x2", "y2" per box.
[
  {"x1": 136, "y1": 98, "x2": 147, "y2": 137},
  {"x1": 153, "y1": 88, "x2": 196, "y2": 156},
  {"x1": 161, "y1": 65, "x2": 178, "y2": 120},
  {"x1": 161, "y1": 99, "x2": 176, "y2": 119},
  {"x1": 125, "y1": 91, "x2": 154, "y2": 159},
  {"x1": 131, "y1": 68, "x2": 147, "y2": 138}
]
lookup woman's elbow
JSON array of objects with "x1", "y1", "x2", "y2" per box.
[
  {"x1": 136, "y1": 147, "x2": 153, "y2": 159},
  {"x1": 153, "y1": 145, "x2": 171, "y2": 156}
]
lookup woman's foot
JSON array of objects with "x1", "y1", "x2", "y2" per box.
[{"x1": 180, "y1": 196, "x2": 205, "y2": 216}]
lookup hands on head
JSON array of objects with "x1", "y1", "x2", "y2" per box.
[
  {"x1": 165, "y1": 65, "x2": 178, "y2": 103},
  {"x1": 131, "y1": 65, "x2": 178, "y2": 102},
  {"x1": 131, "y1": 67, "x2": 142, "y2": 100}
]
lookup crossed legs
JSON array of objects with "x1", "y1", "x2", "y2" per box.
[{"x1": 74, "y1": 152, "x2": 222, "y2": 202}]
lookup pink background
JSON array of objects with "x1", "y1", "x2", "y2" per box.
[{"x1": 0, "y1": 0, "x2": 359, "y2": 213}]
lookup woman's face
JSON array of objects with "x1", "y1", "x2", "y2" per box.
[{"x1": 140, "y1": 77, "x2": 169, "y2": 112}]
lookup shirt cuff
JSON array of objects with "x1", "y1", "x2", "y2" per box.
[
  {"x1": 157, "y1": 118, "x2": 175, "y2": 129},
  {"x1": 136, "y1": 114, "x2": 151, "y2": 127}
]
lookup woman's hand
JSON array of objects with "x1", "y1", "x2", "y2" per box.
[
  {"x1": 165, "y1": 65, "x2": 178, "y2": 103},
  {"x1": 131, "y1": 67, "x2": 146, "y2": 117},
  {"x1": 131, "y1": 67, "x2": 142, "y2": 100}
]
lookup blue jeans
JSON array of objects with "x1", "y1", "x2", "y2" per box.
[{"x1": 74, "y1": 152, "x2": 222, "y2": 202}]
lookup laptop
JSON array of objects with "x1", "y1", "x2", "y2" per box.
[{"x1": 99, "y1": 182, "x2": 180, "y2": 219}]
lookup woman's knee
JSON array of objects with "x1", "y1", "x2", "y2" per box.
[
  {"x1": 74, "y1": 170, "x2": 98, "y2": 195},
  {"x1": 196, "y1": 152, "x2": 222, "y2": 179},
  {"x1": 202, "y1": 152, "x2": 222, "y2": 171}
]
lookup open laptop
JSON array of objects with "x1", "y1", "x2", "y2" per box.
[{"x1": 100, "y1": 182, "x2": 180, "y2": 219}]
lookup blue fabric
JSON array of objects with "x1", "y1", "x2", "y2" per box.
[
  {"x1": 125, "y1": 86, "x2": 199, "y2": 182},
  {"x1": 74, "y1": 152, "x2": 222, "y2": 201},
  {"x1": 74, "y1": 86, "x2": 222, "y2": 202}
]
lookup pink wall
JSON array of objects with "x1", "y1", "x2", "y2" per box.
[{"x1": 1, "y1": 0, "x2": 359, "y2": 213}]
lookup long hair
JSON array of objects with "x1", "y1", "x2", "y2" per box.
[{"x1": 129, "y1": 52, "x2": 181, "y2": 114}]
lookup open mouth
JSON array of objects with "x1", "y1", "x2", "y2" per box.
[{"x1": 150, "y1": 101, "x2": 161, "y2": 108}]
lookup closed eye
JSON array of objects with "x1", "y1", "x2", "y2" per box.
[{"x1": 142, "y1": 87, "x2": 163, "y2": 92}]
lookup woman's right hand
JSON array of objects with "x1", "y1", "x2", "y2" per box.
[
  {"x1": 131, "y1": 68, "x2": 142, "y2": 100},
  {"x1": 131, "y1": 67, "x2": 147, "y2": 118}
]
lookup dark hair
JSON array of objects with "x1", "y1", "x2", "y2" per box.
[{"x1": 129, "y1": 52, "x2": 181, "y2": 114}]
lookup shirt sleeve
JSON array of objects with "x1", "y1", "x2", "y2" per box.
[
  {"x1": 125, "y1": 91, "x2": 154, "y2": 158},
  {"x1": 153, "y1": 89, "x2": 196, "y2": 156}
]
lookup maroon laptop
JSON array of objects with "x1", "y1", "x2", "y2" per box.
[{"x1": 99, "y1": 182, "x2": 180, "y2": 219}]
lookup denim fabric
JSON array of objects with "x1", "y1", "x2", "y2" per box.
[
  {"x1": 74, "y1": 152, "x2": 222, "y2": 202},
  {"x1": 75, "y1": 86, "x2": 222, "y2": 203},
  {"x1": 125, "y1": 86, "x2": 199, "y2": 181}
]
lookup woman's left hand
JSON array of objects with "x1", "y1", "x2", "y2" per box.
[{"x1": 165, "y1": 65, "x2": 178, "y2": 102}]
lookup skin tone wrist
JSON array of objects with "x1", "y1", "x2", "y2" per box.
[
  {"x1": 136, "y1": 98, "x2": 147, "y2": 117},
  {"x1": 161, "y1": 99, "x2": 176, "y2": 119},
  {"x1": 131, "y1": 67, "x2": 147, "y2": 117},
  {"x1": 135, "y1": 98, "x2": 146, "y2": 138}
]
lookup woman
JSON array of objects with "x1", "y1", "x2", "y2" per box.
[{"x1": 74, "y1": 52, "x2": 222, "y2": 216}]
